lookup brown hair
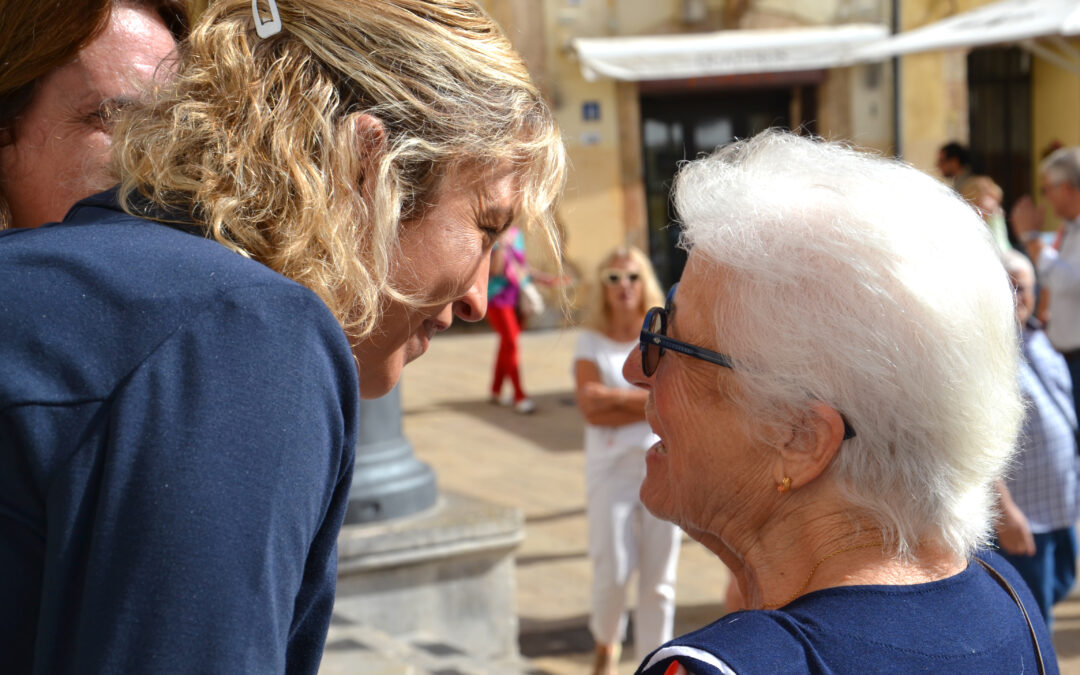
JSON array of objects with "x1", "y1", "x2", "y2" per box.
[
  {"x1": 0, "y1": 0, "x2": 189, "y2": 141},
  {"x1": 0, "y1": 1, "x2": 112, "y2": 139}
]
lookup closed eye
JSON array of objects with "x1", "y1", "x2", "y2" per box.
[
  {"x1": 481, "y1": 215, "x2": 515, "y2": 246},
  {"x1": 83, "y1": 97, "x2": 136, "y2": 132}
]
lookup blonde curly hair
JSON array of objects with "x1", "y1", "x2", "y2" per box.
[{"x1": 113, "y1": 0, "x2": 565, "y2": 339}]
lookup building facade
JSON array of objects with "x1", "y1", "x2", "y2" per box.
[
  {"x1": 197, "y1": 1, "x2": 1080, "y2": 291},
  {"x1": 482, "y1": 0, "x2": 1080, "y2": 289}
]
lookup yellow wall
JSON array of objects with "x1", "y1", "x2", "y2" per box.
[
  {"x1": 895, "y1": 0, "x2": 986, "y2": 173},
  {"x1": 1032, "y1": 44, "x2": 1080, "y2": 230},
  {"x1": 1032, "y1": 53, "x2": 1080, "y2": 157},
  {"x1": 543, "y1": 0, "x2": 644, "y2": 282},
  {"x1": 900, "y1": 50, "x2": 968, "y2": 172}
]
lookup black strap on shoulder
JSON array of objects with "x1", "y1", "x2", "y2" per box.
[{"x1": 975, "y1": 556, "x2": 1045, "y2": 675}]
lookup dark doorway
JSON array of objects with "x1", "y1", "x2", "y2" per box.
[
  {"x1": 967, "y1": 46, "x2": 1032, "y2": 229},
  {"x1": 640, "y1": 88, "x2": 793, "y2": 288}
]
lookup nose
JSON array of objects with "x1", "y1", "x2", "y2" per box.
[
  {"x1": 453, "y1": 253, "x2": 490, "y2": 323},
  {"x1": 622, "y1": 344, "x2": 650, "y2": 389}
]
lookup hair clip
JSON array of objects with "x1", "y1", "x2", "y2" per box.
[{"x1": 252, "y1": 0, "x2": 282, "y2": 38}]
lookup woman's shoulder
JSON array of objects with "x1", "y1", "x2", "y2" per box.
[
  {"x1": 639, "y1": 560, "x2": 1052, "y2": 674},
  {"x1": 574, "y1": 328, "x2": 602, "y2": 348},
  {"x1": 637, "y1": 612, "x2": 802, "y2": 674},
  {"x1": 574, "y1": 328, "x2": 631, "y2": 358}
]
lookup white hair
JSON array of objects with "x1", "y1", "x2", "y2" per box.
[
  {"x1": 1041, "y1": 146, "x2": 1080, "y2": 189},
  {"x1": 1001, "y1": 248, "x2": 1034, "y2": 281},
  {"x1": 673, "y1": 130, "x2": 1021, "y2": 561}
]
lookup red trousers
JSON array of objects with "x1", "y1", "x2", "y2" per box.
[{"x1": 487, "y1": 304, "x2": 526, "y2": 402}]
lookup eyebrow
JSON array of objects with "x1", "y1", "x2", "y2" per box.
[
  {"x1": 98, "y1": 96, "x2": 140, "y2": 114},
  {"x1": 77, "y1": 96, "x2": 139, "y2": 123}
]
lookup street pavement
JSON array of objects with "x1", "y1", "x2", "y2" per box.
[{"x1": 321, "y1": 326, "x2": 1080, "y2": 674}]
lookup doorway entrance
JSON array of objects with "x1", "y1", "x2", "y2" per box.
[
  {"x1": 640, "y1": 88, "x2": 797, "y2": 288},
  {"x1": 967, "y1": 46, "x2": 1032, "y2": 230}
]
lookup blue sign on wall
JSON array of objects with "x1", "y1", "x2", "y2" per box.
[{"x1": 582, "y1": 101, "x2": 601, "y2": 121}]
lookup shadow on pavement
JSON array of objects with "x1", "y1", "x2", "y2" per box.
[
  {"x1": 525, "y1": 507, "x2": 587, "y2": 525},
  {"x1": 518, "y1": 614, "x2": 605, "y2": 658},
  {"x1": 516, "y1": 550, "x2": 588, "y2": 568},
  {"x1": 415, "y1": 391, "x2": 584, "y2": 454},
  {"x1": 519, "y1": 602, "x2": 728, "y2": 660},
  {"x1": 1053, "y1": 595, "x2": 1080, "y2": 663}
]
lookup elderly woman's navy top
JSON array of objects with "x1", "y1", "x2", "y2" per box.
[
  {"x1": 0, "y1": 191, "x2": 360, "y2": 673},
  {"x1": 636, "y1": 550, "x2": 1056, "y2": 674}
]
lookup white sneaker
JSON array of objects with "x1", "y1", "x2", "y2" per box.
[
  {"x1": 514, "y1": 398, "x2": 536, "y2": 414},
  {"x1": 489, "y1": 393, "x2": 514, "y2": 407}
]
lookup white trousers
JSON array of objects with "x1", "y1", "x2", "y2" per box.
[{"x1": 586, "y1": 442, "x2": 682, "y2": 662}]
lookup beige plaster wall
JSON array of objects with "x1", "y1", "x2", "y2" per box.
[
  {"x1": 1031, "y1": 44, "x2": 1080, "y2": 231},
  {"x1": 899, "y1": 50, "x2": 967, "y2": 172},
  {"x1": 895, "y1": 0, "x2": 1011, "y2": 173},
  {"x1": 850, "y1": 62, "x2": 895, "y2": 153},
  {"x1": 542, "y1": 0, "x2": 629, "y2": 283}
]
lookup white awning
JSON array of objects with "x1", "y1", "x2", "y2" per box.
[
  {"x1": 571, "y1": 24, "x2": 889, "y2": 82},
  {"x1": 853, "y1": 0, "x2": 1080, "y2": 69}
]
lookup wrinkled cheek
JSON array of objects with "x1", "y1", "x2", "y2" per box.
[
  {"x1": 639, "y1": 461, "x2": 679, "y2": 523},
  {"x1": 73, "y1": 135, "x2": 114, "y2": 190}
]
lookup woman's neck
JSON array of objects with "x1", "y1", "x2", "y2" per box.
[
  {"x1": 604, "y1": 310, "x2": 641, "y2": 342},
  {"x1": 698, "y1": 495, "x2": 966, "y2": 611}
]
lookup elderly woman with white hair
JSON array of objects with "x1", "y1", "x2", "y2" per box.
[{"x1": 626, "y1": 131, "x2": 1054, "y2": 674}]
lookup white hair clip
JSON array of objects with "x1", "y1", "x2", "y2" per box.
[{"x1": 252, "y1": 0, "x2": 282, "y2": 38}]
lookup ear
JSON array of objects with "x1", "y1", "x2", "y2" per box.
[
  {"x1": 349, "y1": 114, "x2": 388, "y2": 211},
  {"x1": 772, "y1": 402, "x2": 847, "y2": 491},
  {"x1": 353, "y1": 113, "x2": 386, "y2": 151},
  {"x1": 351, "y1": 112, "x2": 386, "y2": 175}
]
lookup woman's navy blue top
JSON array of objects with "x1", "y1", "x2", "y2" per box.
[
  {"x1": 0, "y1": 191, "x2": 360, "y2": 673},
  {"x1": 637, "y1": 550, "x2": 1057, "y2": 674}
]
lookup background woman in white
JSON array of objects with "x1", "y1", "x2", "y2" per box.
[{"x1": 574, "y1": 246, "x2": 682, "y2": 675}]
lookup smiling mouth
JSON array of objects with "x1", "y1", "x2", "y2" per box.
[
  {"x1": 425, "y1": 316, "x2": 450, "y2": 338},
  {"x1": 418, "y1": 317, "x2": 449, "y2": 347}
]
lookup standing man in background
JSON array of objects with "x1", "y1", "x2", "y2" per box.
[
  {"x1": 937, "y1": 141, "x2": 973, "y2": 192},
  {"x1": 1012, "y1": 146, "x2": 1080, "y2": 424}
]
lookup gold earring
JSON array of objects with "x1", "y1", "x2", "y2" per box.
[{"x1": 777, "y1": 477, "x2": 792, "y2": 493}]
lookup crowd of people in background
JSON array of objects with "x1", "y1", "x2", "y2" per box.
[{"x1": 934, "y1": 140, "x2": 1080, "y2": 627}]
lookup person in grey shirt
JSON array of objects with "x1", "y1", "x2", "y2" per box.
[{"x1": 1012, "y1": 146, "x2": 1080, "y2": 423}]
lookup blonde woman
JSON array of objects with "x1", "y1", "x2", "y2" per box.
[
  {"x1": 0, "y1": 1, "x2": 564, "y2": 672},
  {"x1": 575, "y1": 246, "x2": 682, "y2": 675}
]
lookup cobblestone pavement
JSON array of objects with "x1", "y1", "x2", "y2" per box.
[{"x1": 321, "y1": 326, "x2": 1080, "y2": 674}]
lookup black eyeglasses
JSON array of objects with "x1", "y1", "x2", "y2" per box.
[
  {"x1": 639, "y1": 284, "x2": 733, "y2": 377},
  {"x1": 639, "y1": 284, "x2": 855, "y2": 440}
]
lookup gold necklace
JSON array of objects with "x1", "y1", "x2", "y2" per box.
[{"x1": 762, "y1": 541, "x2": 882, "y2": 610}]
